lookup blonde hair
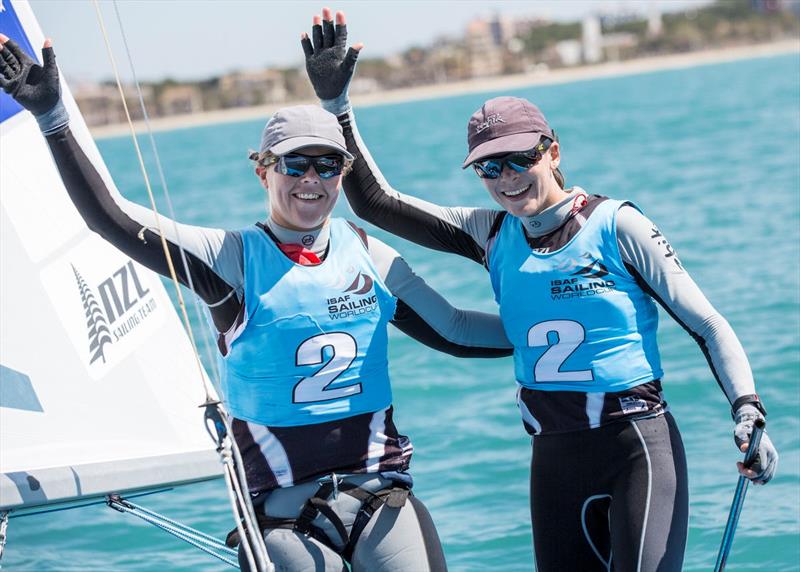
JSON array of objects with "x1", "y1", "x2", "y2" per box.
[{"x1": 248, "y1": 150, "x2": 353, "y2": 176}]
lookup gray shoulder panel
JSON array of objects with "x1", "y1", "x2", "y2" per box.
[
  {"x1": 616, "y1": 205, "x2": 755, "y2": 403},
  {"x1": 367, "y1": 236, "x2": 511, "y2": 349},
  {"x1": 112, "y1": 194, "x2": 245, "y2": 295}
]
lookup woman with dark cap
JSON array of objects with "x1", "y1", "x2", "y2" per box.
[
  {"x1": 301, "y1": 8, "x2": 779, "y2": 571},
  {"x1": 0, "y1": 31, "x2": 516, "y2": 572}
]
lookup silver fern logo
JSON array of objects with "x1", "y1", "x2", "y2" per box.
[
  {"x1": 71, "y1": 260, "x2": 155, "y2": 366},
  {"x1": 72, "y1": 264, "x2": 113, "y2": 364}
]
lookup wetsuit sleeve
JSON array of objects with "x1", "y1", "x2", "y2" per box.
[
  {"x1": 365, "y1": 235, "x2": 512, "y2": 358},
  {"x1": 339, "y1": 108, "x2": 503, "y2": 265},
  {"x1": 44, "y1": 126, "x2": 245, "y2": 332},
  {"x1": 616, "y1": 205, "x2": 756, "y2": 405}
]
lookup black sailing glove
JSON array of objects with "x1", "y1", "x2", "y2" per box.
[
  {"x1": 301, "y1": 17, "x2": 359, "y2": 115},
  {"x1": 0, "y1": 37, "x2": 67, "y2": 133}
]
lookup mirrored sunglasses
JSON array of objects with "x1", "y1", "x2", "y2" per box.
[
  {"x1": 275, "y1": 154, "x2": 344, "y2": 180},
  {"x1": 472, "y1": 138, "x2": 553, "y2": 180}
]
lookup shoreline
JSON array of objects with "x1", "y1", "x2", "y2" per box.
[{"x1": 90, "y1": 39, "x2": 799, "y2": 140}]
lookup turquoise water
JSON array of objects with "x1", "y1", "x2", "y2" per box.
[{"x1": 6, "y1": 54, "x2": 799, "y2": 571}]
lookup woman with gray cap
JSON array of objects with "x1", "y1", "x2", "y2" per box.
[
  {"x1": 0, "y1": 33, "x2": 515, "y2": 572},
  {"x1": 301, "y1": 8, "x2": 779, "y2": 571}
]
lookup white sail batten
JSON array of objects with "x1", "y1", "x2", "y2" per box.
[{"x1": 0, "y1": 0, "x2": 222, "y2": 511}]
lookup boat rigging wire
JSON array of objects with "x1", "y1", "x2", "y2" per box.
[
  {"x1": 91, "y1": 3, "x2": 273, "y2": 569},
  {"x1": 107, "y1": 496, "x2": 238, "y2": 569},
  {"x1": 89, "y1": 2, "x2": 211, "y2": 402},
  {"x1": 109, "y1": 0, "x2": 221, "y2": 387}
]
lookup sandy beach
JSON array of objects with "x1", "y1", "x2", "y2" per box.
[{"x1": 90, "y1": 39, "x2": 799, "y2": 139}]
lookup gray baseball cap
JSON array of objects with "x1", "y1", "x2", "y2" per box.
[
  {"x1": 259, "y1": 105, "x2": 354, "y2": 160},
  {"x1": 462, "y1": 96, "x2": 554, "y2": 168}
]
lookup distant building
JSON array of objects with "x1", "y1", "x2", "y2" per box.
[
  {"x1": 465, "y1": 17, "x2": 504, "y2": 77},
  {"x1": 581, "y1": 14, "x2": 639, "y2": 64},
  {"x1": 647, "y1": 6, "x2": 664, "y2": 38},
  {"x1": 73, "y1": 82, "x2": 153, "y2": 126},
  {"x1": 582, "y1": 15, "x2": 603, "y2": 63},
  {"x1": 350, "y1": 77, "x2": 381, "y2": 95},
  {"x1": 159, "y1": 85, "x2": 203, "y2": 116},
  {"x1": 602, "y1": 33, "x2": 639, "y2": 61},
  {"x1": 218, "y1": 69, "x2": 287, "y2": 107},
  {"x1": 554, "y1": 40, "x2": 583, "y2": 66},
  {"x1": 423, "y1": 42, "x2": 471, "y2": 83},
  {"x1": 488, "y1": 12, "x2": 514, "y2": 47}
]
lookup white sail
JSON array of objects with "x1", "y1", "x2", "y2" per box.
[{"x1": 0, "y1": 0, "x2": 222, "y2": 511}]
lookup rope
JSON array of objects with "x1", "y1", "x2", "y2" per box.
[
  {"x1": 110, "y1": 0, "x2": 221, "y2": 386},
  {"x1": 91, "y1": 3, "x2": 273, "y2": 570},
  {"x1": 107, "y1": 496, "x2": 238, "y2": 568},
  {"x1": 205, "y1": 404, "x2": 270, "y2": 572},
  {"x1": 113, "y1": 499, "x2": 232, "y2": 548},
  {"x1": 222, "y1": 413, "x2": 271, "y2": 563},
  {"x1": 90, "y1": 0, "x2": 213, "y2": 402}
]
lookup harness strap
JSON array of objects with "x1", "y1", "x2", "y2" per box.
[
  {"x1": 299, "y1": 497, "x2": 349, "y2": 548},
  {"x1": 342, "y1": 487, "x2": 410, "y2": 561},
  {"x1": 225, "y1": 513, "x2": 333, "y2": 551},
  {"x1": 224, "y1": 481, "x2": 411, "y2": 562}
]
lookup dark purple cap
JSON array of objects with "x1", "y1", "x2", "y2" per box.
[{"x1": 462, "y1": 96, "x2": 553, "y2": 168}]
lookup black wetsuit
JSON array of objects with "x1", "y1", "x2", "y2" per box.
[{"x1": 333, "y1": 107, "x2": 760, "y2": 571}]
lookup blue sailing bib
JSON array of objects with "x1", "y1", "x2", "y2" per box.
[
  {"x1": 488, "y1": 199, "x2": 663, "y2": 392},
  {"x1": 222, "y1": 219, "x2": 397, "y2": 426}
]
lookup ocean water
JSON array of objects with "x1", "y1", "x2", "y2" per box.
[{"x1": 5, "y1": 54, "x2": 799, "y2": 571}]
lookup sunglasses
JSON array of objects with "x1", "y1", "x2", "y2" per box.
[
  {"x1": 472, "y1": 138, "x2": 553, "y2": 179},
  {"x1": 273, "y1": 154, "x2": 344, "y2": 180}
]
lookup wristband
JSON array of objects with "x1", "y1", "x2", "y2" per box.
[
  {"x1": 36, "y1": 98, "x2": 69, "y2": 135},
  {"x1": 731, "y1": 394, "x2": 767, "y2": 420}
]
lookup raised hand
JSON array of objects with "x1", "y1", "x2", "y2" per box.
[
  {"x1": 734, "y1": 404, "x2": 778, "y2": 484},
  {"x1": 0, "y1": 34, "x2": 60, "y2": 116},
  {"x1": 300, "y1": 8, "x2": 362, "y2": 112}
]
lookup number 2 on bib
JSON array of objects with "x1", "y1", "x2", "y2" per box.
[
  {"x1": 527, "y1": 320, "x2": 594, "y2": 382},
  {"x1": 293, "y1": 332, "x2": 361, "y2": 403}
]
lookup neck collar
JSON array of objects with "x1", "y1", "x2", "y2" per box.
[
  {"x1": 519, "y1": 188, "x2": 588, "y2": 237},
  {"x1": 265, "y1": 218, "x2": 330, "y2": 257}
]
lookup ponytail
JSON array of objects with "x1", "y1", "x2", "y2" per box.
[{"x1": 554, "y1": 167, "x2": 565, "y2": 189}]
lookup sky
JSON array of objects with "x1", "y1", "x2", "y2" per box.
[{"x1": 26, "y1": 0, "x2": 714, "y2": 83}]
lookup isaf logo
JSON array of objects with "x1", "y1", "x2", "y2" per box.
[
  {"x1": 344, "y1": 272, "x2": 374, "y2": 295},
  {"x1": 72, "y1": 260, "x2": 157, "y2": 364},
  {"x1": 572, "y1": 259, "x2": 609, "y2": 279},
  {"x1": 550, "y1": 253, "x2": 616, "y2": 300},
  {"x1": 327, "y1": 272, "x2": 378, "y2": 320}
]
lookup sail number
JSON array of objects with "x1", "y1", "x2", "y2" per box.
[
  {"x1": 527, "y1": 320, "x2": 593, "y2": 382},
  {"x1": 293, "y1": 333, "x2": 361, "y2": 403}
]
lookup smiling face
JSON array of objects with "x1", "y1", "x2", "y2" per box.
[
  {"x1": 258, "y1": 145, "x2": 343, "y2": 231},
  {"x1": 479, "y1": 141, "x2": 567, "y2": 218}
]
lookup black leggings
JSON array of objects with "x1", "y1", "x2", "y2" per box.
[{"x1": 530, "y1": 413, "x2": 688, "y2": 572}]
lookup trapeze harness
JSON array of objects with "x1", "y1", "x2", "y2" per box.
[{"x1": 225, "y1": 476, "x2": 412, "y2": 560}]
